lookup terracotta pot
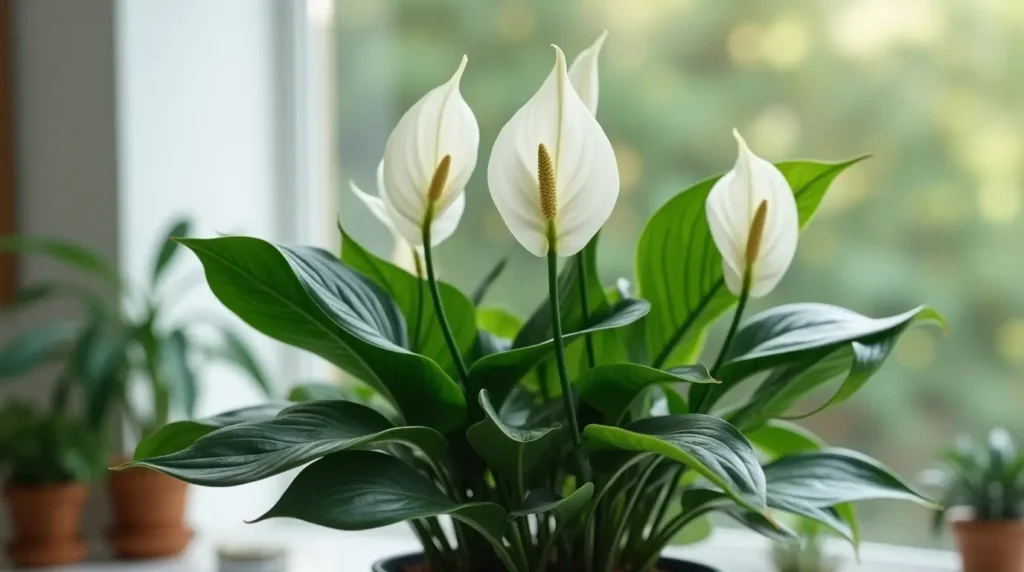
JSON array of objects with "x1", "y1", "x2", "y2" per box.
[
  {"x1": 4, "y1": 482, "x2": 89, "y2": 567},
  {"x1": 108, "y1": 465, "x2": 193, "y2": 559},
  {"x1": 954, "y1": 518, "x2": 1024, "y2": 572},
  {"x1": 371, "y1": 553, "x2": 719, "y2": 572}
]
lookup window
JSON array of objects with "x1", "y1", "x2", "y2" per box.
[{"x1": 330, "y1": 0, "x2": 1023, "y2": 547}]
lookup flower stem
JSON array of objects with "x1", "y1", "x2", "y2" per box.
[
  {"x1": 412, "y1": 249, "x2": 425, "y2": 348},
  {"x1": 547, "y1": 231, "x2": 583, "y2": 449},
  {"x1": 422, "y1": 204, "x2": 470, "y2": 386},
  {"x1": 696, "y1": 275, "x2": 751, "y2": 413},
  {"x1": 710, "y1": 276, "x2": 751, "y2": 376},
  {"x1": 576, "y1": 252, "x2": 596, "y2": 369}
]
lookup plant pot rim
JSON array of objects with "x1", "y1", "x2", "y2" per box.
[
  {"x1": 952, "y1": 517, "x2": 1024, "y2": 530},
  {"x1": 371, "y1": 552, "x2": 719, "y2": 572}
]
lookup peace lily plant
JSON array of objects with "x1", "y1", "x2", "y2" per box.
[{"x1": 127, "y1": 36, "x2": 945, "y2": 572}]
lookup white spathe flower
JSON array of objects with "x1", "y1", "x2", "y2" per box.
[
  {"x1": 381, "y1": 55, "x2": 478, "y2": 247},
  {"x1": 487, "y1": 46, "x2": 620, "y2": 257},
  {"x1": 349, "y1": 161, "x2": 395, "y2": 234},
  {"x1": 348, "y1": 161, "x2": 426, "y2": 274},
  {"x1": 568, "y1": 30, "x2": 608, "y2": 116},
  {"x1": 705, "y1": 129, "x2": 799, "y2": 298}
]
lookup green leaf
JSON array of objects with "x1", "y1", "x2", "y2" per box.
[
  {"x1": 75, "y1": 326, "x2": 129, "y2": 428},
  {"x1": 0, "y1": 321, "x2": 80, "y2": 379},
  {"x1": 151, "y1": 218, "x2": 191, "y2": 283},
  {"x1": 660, "y1": 384, "x2": 689, "y2": 415},
  {"x1": 745, "y1": 420, "x2": 824, "y2": 459},
  {"x1": 583, "y1": 414, "x2": 766, "y2": 514},
  {"x1": 578, "y1": 363, "x2": 715, "y2": 424},
  {"x1": 161, "y1": 329, "x2": 197, "y2": 418},
  {"x1": 477, "y1": 307, "x2": 522, "y2": 339},
  {"x1": 467, "y1": 299, "x2": 650, "y2": 408},
  {"x1": 253, "y1": 450, "x2": 507, "y2": 542},
  {"x1": 130, "y1": 400, "x2": 446, "y2": 486},
  {"x1": 0, "y1": 235, "x2": 120, "y2": 286},
  {"x1": 214, "y1": 328, "x2": 273, "y2": 397},
  {"x1": 473, "y1": 307, "x2": 521, "y2": 362},
  {"x1": 178, "y1": 236, "x2": 465, "y2": 432},
  {"x1": 288, "y1": 382, "x2": 372, "y2": 403},
  {"x1": 703, "y1": 448, "x2": 925, "y2": 548},
  {"x1": 467, "y1": 390, "x2": 561, "y2": 492},
  {"x1": 472, "y1": 257, "x2": 508, "y2": 305},
  {"x1": 510, "y1": 483, "x2": 594, "y2": 528},
  {"x1": 762, "y1": 448, "x2": 936, "y2": 509},
  {"x1": 693, "y1": 303, "x2": 944, "y2": 413},
  {"x1": 340, "y1": 229, "x2": 475, "y2": 377},
  {"x1": 133, "y1": 403, "x2": 287, "y2": 459},
  {"x1": 637, "y1": 158, "x2": 867, "y2": 371}
]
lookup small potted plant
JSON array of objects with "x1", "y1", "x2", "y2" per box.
[
  {"x1": 923, "y1": 429, "x2": 1024, "y2": 572},
  {"x1": 0, "y1": 217, "x2": 273, "y2": 559},
  {"x1": 770, "y1": 523, "x2": 842, "y2": 572},
  {"x1": 126, "y1": 35, "x2": 942, "y2": 571},
  {"x1": 0, "y1": 400, "x2": 104, "y2": 567}
]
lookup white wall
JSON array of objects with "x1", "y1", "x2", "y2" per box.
[{"x1": 115, "y1": 0, "x2": 298, "y2": 529}]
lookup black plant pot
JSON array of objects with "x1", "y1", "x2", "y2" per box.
[{"x1": 372, "y1": 553, "x2": 720, "y2": 572}]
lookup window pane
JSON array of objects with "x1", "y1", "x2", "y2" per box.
[{"x1": 333, "y1": 0, "x2": 1024, "y2": 547}]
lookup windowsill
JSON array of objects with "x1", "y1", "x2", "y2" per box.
[{"x1": 36, "y1": 521, "x2": 958, "y2": 571}]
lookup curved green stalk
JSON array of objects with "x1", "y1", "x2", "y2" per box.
[
  {"x1": 412, "y1": 248, "x2": 426, "y2": 347},
  {"x1": 603, "y1": 457, "x2": 663, "y2": 572},
  {"x1": 694, "y1": 275, "x2": 751, "y2": 413},
  {"x1": 576, "y1": 252, "x2": 596, "y2": 369},
  {"x1": 546, "y1": 226, "x2": 583, "y2": 450},
  {"x1": 636, "y1": 507, "x2": 714, "y2": 572},
  {"x1": 422, "y1": 203, "x2": 470, "y2": 386}
]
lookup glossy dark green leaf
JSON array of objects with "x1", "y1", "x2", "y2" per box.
[
  {"x1": 762, "y1": 448, "x2": 936, "y2": 509},
  {"x1": 0, "y1": 321, "x2": 79, "y2": 379},
  {"x1": 178, "y1": 236, "x2": 465, "y2": 432},
  {"x1": 340, "y1": 229, "x2": 475, "y2": 377},
  {"x1": 472, "y1": 257, "x2": 508, "y2": 305},
  {"x1": 133, "y1": 403, "x2": 287, "y2": 459},
  {"x1": 497, "y1": 385, "x2": 564, "y2": 430},
  {"x1": 637, "y1": 158, "x2": 867, "y2": 370},
  {"x1": 130, "y1": 400, "x2": 445, "y2": 486},
  {"x1": 510, "y1": 483, "x2": 594, "y2": 528},
  {"x1": 0, "y1": 235, "x2": 120, "y2": 286},
  {"x1": 161, "y1": 329, "x2": 197, "y2": 418},
  {"x1": 692, "y1": 303, "x2": 944, "y2": 413},
  {"x1": 578, "y1": 363, "x2": 715, "y2": 424},
  {"x1": 253, "y1": 450, "x2": 507, "y2": 542},
  {"x1": 214, "y1": 328, "x2": 272, "y2": 397},
  {"x1": 467, "y1": 390, "x2": 560, "y2": 491},
  {"x1": 467, "y1": 299, "x2": 650, "y2": 407},
  {"x1": 583, "y1": 414, "x2": 766, "y2": 514},
  {"x1": 152, "y1": 218, "x2": 191, "y2": 282}
]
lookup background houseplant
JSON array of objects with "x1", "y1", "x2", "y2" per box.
[
  {"x1": 127, "y1": 41, "x2": 943, "y2": 572},
  {"x1": 769, "y1": 523, "x2": 841, "y2": 572},
  {"x1": 923, "y1": 429, "x2": 1024, "y2": 572},
  {"x1": 0, "y1": 400, "x2": 104, "y2": 568},
  {"x1": 0, "y1": 217, "x2": 272, "y2": 559}
]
